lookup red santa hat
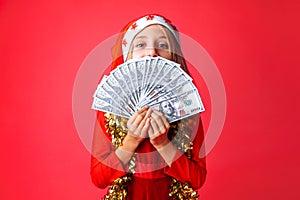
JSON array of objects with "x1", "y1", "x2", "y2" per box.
[{"x1": 110, "y1": 14, "x2": 180, "y2": 70}]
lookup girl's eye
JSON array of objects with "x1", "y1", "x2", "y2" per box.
[
  {"x1": 135, "y1": 43, "x2": 145, "y2": 48},
  {"x1": 158, "y1": 43, "x2": 169, "y2": 49}
]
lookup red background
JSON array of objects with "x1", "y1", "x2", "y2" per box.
[{"x1": 1, "y1": 0, "x2": 300, "y2": 199}]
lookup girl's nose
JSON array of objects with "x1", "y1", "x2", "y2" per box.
[{"x1": 147, "y1": 47, "x2": 158, "y2": 57}]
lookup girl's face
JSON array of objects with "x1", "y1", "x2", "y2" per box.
[{"x1": 129, "y1": 25, "x2": 172, "y2": 60}]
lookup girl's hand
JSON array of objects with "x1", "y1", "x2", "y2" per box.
[
  {"x1": 148, "y1": 109, "x2": 170, "y2": 149},
  {"x1": 125, "y1": 107, "x2": 152, "y2": 147},
  {"x1": 116, "y1": 107, "x2": 152, "y2": 165}
]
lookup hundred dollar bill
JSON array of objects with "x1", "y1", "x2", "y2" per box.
[
  {"x1": 126, "y1": 60, "x2": 140, "y2": 102},
  {"x1": 105, "y1": 71, "x2": 136, "y2": 111},
  {"x1": 92, "y1": 98, "x2": 130, "y2": 118},
  {"x1": 149, "y1": 89, "x2": 205, "y2": 123},
  {"x1": 141, "y1": 59, "x2": 181, "y2": 101},
  {"x1": 135, "y1": 58, "x2": 146, "y2": 100},
  {"x1": 94, "y1": 82, "x2": 134, "y2": 115},
  {"x1": 146, "y1": 59, "x2": 175, "y2": 96},
  {"x1": 144, "y1": 79, "x2": 196, "y2": 108},
  {"x1": 92, "y1": 75, "x2": 109, "y2": 101},
  {"x1": 138, "y1": 70, "x2": 192, "y2": 108},
  {"x1": 144, "y1": 57, "x2": 163, "y2": 95},
  {"x1": 140, "y1": 57, "x2": 152, "y2": 97},
  {"x1": 110, "y1": 66, "x2": 137, "y2": 106},
  {"x1": 118, "y1": 63, "x2": 138, "y2": 105},
  {"x1": 102, "y1": 82, "x2": 136, "y2": 115},
  {"x1": 142, "y1": 57, "x2": 156, "y2": 98}
]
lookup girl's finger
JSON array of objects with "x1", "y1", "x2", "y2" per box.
[
  {"x1": 136, "y1": 109, "x2": 152, "y2": 135},
  {"x1": 152, "y1": 109, "x2": 169, "y2": 127},
  {"x1": 131, "y1": 108, "x2": 148, "y2": 127},
  {"x1": 150, "y1": 116, "x2": 160, "y2": 136},
  {"x1": 140, "y1": 118, "x2": 151, "y2": 138},
  {"x1": 150, "y1": 111, "x2": 166, "y2": 131},
  {"x1": 128, "y1": 106, "x2": 148, "y2": 123},
  {"x1": 147, "y1": 122, "x2": 154, "y2": 137}
]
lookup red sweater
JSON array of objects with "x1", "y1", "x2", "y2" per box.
[{"x1": 90, "y1": 111, "x2": 207, "y2": 199}]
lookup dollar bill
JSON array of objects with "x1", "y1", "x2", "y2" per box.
[
  {"x1": 139, "y1": 57, "x2": 190, "y2": 102},
  {"x1": 142, "y1": 57, "x2": 156, "y2": 98},
  {"x1": 135, "y1": 58, "x2": 146, "y2": 100},
  {"x1": 138, "y1": 70, "x2": 192, "y2": 107},
  {"x1": 142, "y1": 58, "x2": 175, "y2": 99},
  {"x1": 105, "y1": 70, "x2": 136, "y2": 111},
  {"x1": 92, "y1": 98, "x2": 130, "y2": 118},
  {"x1": 94, "y1": 82, "x2": 134, "y2": 115},
  {"x1": 149, "y1": 89, "x2": 205, "y2": 123},
  {"x1": 110, "y1": 65, "x2": 137, "y2": 106},
  {"x1": 126, "y1": 60, "x2": 140, "y2": 102},
  {"x1": 118, "y1": 63, "x2": 138, "y2": 105},
  {"x1": 144, "y1": 57, "x2": 162, "y2": 94},
  {"x1": 141, "y1": 79, "x2": 196, "y2": 108}
]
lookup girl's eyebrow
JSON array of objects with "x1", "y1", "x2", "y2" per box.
[
  {"x1": 135, "y1": 35, "x2": 147, "y2": 39},
  {"x1": 158, "y1": 36, "x2": 167, "y2": 39}
]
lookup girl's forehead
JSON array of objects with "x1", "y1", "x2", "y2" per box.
[{"x1": 134, "y1": 25, "x2": 169, "y2": 38}]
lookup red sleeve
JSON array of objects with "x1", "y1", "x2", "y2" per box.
[
  {"x1": 90, "y1": 112, "x2": 127, "y2": 189},
  {"x1": 164, "y1": 116, "x2": 207, "y2": 189}
]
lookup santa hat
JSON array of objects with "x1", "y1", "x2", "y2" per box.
[{"x1": 110, "y1": 14, "x2": 180, "y2": 70}]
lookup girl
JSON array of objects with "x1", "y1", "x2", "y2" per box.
[{"x1": 91, "y1": 14, "x2": 206, "y2": 200}]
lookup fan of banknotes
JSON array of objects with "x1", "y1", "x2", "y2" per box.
[{"x1": 92, "y1": 56, "x2": 205, "y2": 123}]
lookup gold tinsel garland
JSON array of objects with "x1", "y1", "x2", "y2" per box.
[
  {"x1": 103, "y1": 175, "x2": 133, "y2": 200},
  {"x1": 102, "y1": 113, "x2": 199, "y2": 200}
]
